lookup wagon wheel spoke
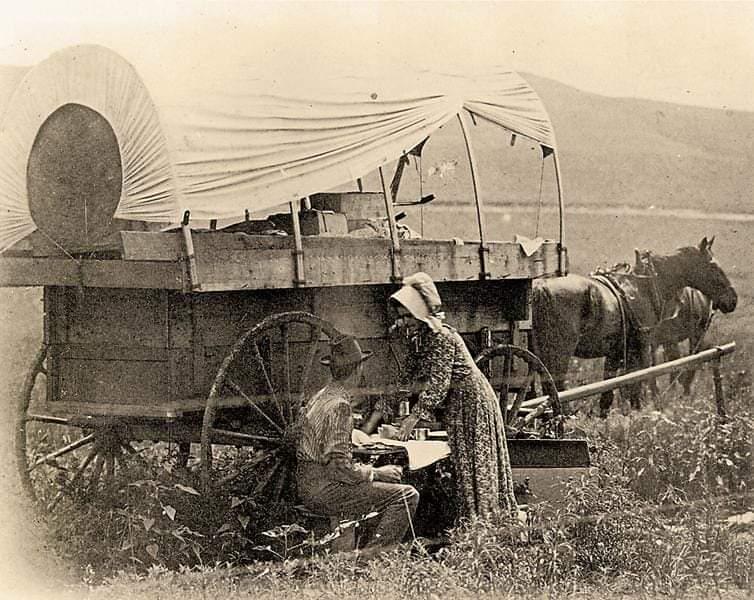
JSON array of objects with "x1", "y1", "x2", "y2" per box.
[
  {"x1": 270, "y1": 465, "x2": 289, "y2": 505},
  {"x1": 49, "y1": 446, "x2": 98, "y2": 510},
  {"x1": 201, "y1": 312, "x2": 343, "y2": 495},
  {"x1": 88, "y1": 454, "x2": 105, "y2": 495},
  {"x1": 253, "y1": 456, "x2": 283, "y2": 497},
  {"x1": 475, "y1": 344, "x2": 560, "y2": 434},
  {"x1": 226, "y1": 377, "x2": 283, "y2": 434},
  {"x1": 507, "y1": 372, "x2": 536, "y2": 427},
  {"x1": 298, "y1": 323, "x2": 325, "y2": 410},
  {"x1": 499, "y1": 346, "x2": 514, "y2": 421},
  {"x1": 104, "y1": 452, "x2": 116, "y2": 492},
  {"x1": 28, "y1": 433, "x2": 95, "y2": 472},
  {"x1": 175, "y1": 442, "x2": 191, "y2": 469},
  {"x1": 250, "y1": 339, "x2": 285, "y2": 425},
  {"x1": 216, "y1": 448, "x2": 279, "y2": 488},
  {"x1": 280, "y1": 322, "x2": 293, "y2": 422},
  {"x1": 120, "y1": 441, "x2": 137, "y2": 454},
  {"x1": 208, "y1": 427, "x2": 281, "y2": 446}
]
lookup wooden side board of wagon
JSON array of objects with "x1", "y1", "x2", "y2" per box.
[{"x1": 0, "y1": 231, "x2": 560, "y2": 291}]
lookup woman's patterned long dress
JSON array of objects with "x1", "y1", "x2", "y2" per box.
[{"x1": 398, "y1": 324, "x2": 517, "y2": 520}]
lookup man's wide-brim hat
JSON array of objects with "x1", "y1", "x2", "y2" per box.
[{"x1": 320, "y1": 335, "x2": 373, "y2": 368}]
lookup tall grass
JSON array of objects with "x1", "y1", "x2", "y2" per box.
[{"x1": 16, "y1": 371, "x2": 752, "y2": 599}]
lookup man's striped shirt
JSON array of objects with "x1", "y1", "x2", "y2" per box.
[{"x1": 296, "y1": 381, "x2": 373, "y2": 484}]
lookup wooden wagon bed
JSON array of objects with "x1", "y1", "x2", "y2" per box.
[
  {"x1": 0, "y1": 232, "x2": 559, "y2": 291},
  {"x1": 8, "y1": 233, "x2": 557, "y2": 422}
]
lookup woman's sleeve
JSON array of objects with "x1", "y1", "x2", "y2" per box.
[
  {"x1": 398, "y1": 341, "x2": 421, "y2": 390},
  {"x1": 412, "y1": 331, "x2": 455, "y2": 417},
  {"x1": 372, "y1": 395, "x2": 395, "y2": 422},
  {"x1": 324, "y1": 401, "x2": 374, "y2": 485},
  {"x1": 376, "y1": 340, "x2": 422, "y2": 420}
]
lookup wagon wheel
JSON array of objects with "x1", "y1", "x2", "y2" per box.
[
  {"x1": 475, "y1": 344, "x2": 561, "y2": 432},
  {"x1": 15, "y1": 346, "x2": 136, "y2": 508},
  {"x1": 200, "y1": 312, "x2": 343, "y2": 503}
]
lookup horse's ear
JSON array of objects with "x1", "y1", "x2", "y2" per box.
[
  {"x1": 634, "y1": 248, "x2": 641, "y2": 264},
  {"x1": 699, "y1": 236, "x2": 714, "y2": 254}
]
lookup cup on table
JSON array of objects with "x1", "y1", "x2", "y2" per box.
[
  {"x1": 398, "y1": 400, "x2": 411, "y2": 418},
  {"x1": 412, "y1": 428, "x2": 429, "y2": 441}
]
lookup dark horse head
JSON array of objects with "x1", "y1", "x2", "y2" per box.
[{"x1": 647, "y1": 237, "x2": 737, "y2": 314}]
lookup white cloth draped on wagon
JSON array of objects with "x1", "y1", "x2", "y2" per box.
[{"x1": 0, "y1": 44, "x2": 557, "y2": 253}]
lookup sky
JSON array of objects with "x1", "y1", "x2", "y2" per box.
[{"x1": 0, "y1": 1, "x2": 753, "y2": 111}]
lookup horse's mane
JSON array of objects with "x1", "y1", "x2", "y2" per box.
[{"x1": 633, "y1": 246, "x2": 705, "y2": 277}]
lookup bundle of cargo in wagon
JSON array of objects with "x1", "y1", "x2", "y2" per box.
[{"x1": 2, "y1": 43, "x2": 586, "y2": 526}]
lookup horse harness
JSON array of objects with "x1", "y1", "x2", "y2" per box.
[
  {"x1": 591, "y1": 257, "x2": 680, "y2": 370},
  {"x1": 590, "y1": 272, "x2": 631, "y2": 369}
]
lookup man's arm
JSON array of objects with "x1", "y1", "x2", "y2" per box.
[{"x1": 324, "y1": 401, "x2": 374, "y2": 485}]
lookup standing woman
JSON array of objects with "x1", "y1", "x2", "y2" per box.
[{"x1": 370, "y1": 272, "x2": 518, "y2": 521}]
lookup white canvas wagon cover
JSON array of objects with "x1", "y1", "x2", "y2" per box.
[{"x1": 0, "y1": 44, "x2": 557, "y2": 253}]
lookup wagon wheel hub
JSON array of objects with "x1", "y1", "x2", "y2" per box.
[
  {"x1": 475, "y1": 343, "x2": 562, "y2": 436},
  {"x1": 200, "y1": 311, "x2": 344, "y2": 510}
]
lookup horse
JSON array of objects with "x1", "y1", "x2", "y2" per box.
[
  {"x1": 530, "y1": 237, "x2": 737, "y2": 417},
  {"x1": 648, "y1": 286, "x2": 713, "y2": 397}
]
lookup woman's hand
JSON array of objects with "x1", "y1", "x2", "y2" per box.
[
  {"x1": 397, "y1": 414, "x2": 420, "y2": 441},
  {"x1": 373, "y1": 465, "x2": 403, "y2": 483}
]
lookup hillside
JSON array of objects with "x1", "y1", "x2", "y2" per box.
[
  {"x1": 386, "y1": 73, "x2": 754, "y2": 216},
  {"x1": 523, "y1": 73, "x2": 754, "y2": 214}
]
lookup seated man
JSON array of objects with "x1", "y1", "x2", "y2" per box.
[{"x1": 296, "y1": 335, "x2": 419, "y2": 554}]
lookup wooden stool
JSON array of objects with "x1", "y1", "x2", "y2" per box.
[{"x1": 294, "y1": 506, "x2": 356, "y2": 553}]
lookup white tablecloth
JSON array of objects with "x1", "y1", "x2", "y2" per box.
[{"x1": 352, "y1": 430, "x2": 451, "y2": 471}]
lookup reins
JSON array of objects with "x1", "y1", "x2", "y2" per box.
[{"x1": 633, "y1": 250, "x2": 682, "y2": 329}]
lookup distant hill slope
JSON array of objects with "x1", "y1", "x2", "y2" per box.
[
  {"x1": 402, "y1": 73, "x2": 754, "y2": 215},
  {"x1": 521, "y1": 74, "x2": 754, "y2": 214}
]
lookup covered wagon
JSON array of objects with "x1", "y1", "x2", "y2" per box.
[{"x1": 0, "y1": 45, "x2": 587, "y2": 516}]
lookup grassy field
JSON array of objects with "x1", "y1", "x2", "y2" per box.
[{"x1": 1, "y1": 206, "x2": 753, "y2": 600}]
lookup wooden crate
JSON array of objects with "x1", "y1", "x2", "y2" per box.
[{"x1": 309, "y1": 192, "x2": 385, "y2": 220}]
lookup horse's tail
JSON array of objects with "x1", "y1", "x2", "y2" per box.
[
  {"x1": 530, "y1": 281, "x2": 551, "y2": 345},
  {"x1": 530, "y1": 280, "x2": 566, "y2": 366}
]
